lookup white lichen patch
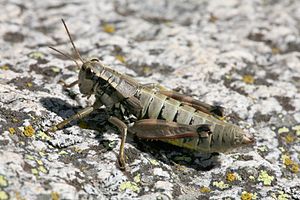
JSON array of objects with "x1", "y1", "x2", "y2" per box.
[{"x1": 153, "y1": 168, "x2": 170, "y2": 179}]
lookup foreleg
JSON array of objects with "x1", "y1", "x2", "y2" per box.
[{"x1": 48, "y1": 106, "x2": 95, "y2": 132}]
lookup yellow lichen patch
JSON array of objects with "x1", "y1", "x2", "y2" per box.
[
  {"x1": 212, "y1": 181, "x2": 229, "y2": 190},
  {"x1": 23, "y1": 125, "x2": 35, "y2": 137},
  {"x1": 0, "y1": 65, "x2": 9, "y2": 70},
  {"x1": 242, "y1": 75, "x2": 254, "y2": 84},
  {"x1": 51, "y1": 192, "x2": 60, "y2": 200},
  {"x1": 26, "y1": 82, "x2": 33, "y2": 87},
  {"x1": 119, "y1": 181, "x2": 140, "y2": 193},
  {"x1": 0, "y1": 176, "x2": 8, "y2": 187},
  {"x1": 278, "y1": 127, "x2": 289, "y2": 134},
  {"x1": 29, "y1": 51, "x2": 44, "y2": 60},
  {"x1": 133, "y1": 174, "x2": 141, "y2": 183},
  {"x1": 36, "y1": 159, "x2": 43, "y2": 165},
  {"x1": 226, "y1": 172, "x2": 237, "y2": 182},
  {"x1": 142, "y1": 66, "x2": 152, "y2": 75},
  {"x1": 25, "y1": 155, "x2": 35, "y2": 160},
  {"x1": 278, "y1": 147, "x2": 285, "y2": 152},
  {"x1": 199, "y1": 186, "x2": 211, "y2": 193},
  {"x1": 8, "y1": 127, "x2": 16, "y2": 135},
  {"x1": 292, "y1": 125, "x2": 300, "y2": 136},
  {"x1": 102, "y1": 23, "x2": 115, "y2": 33},
  {"x1": 241, "y1": 191, "x2": 256, "y2": 200},
  {"x1": 257, "y1": 145, "x2": 268, "y2": 152},
  {"x1": 258, "y1": 170, "x2": 274, "y2": 186},
  {"x1": 285, "y1": 134, "x2": 295, "y2": 143},
  {"x1": 51, "y1": 67, "x2": 61, "y2": 73},
  {"x1": 31, "y1": 168, "x2": 39, "y2": 175},
  {"x1": 225, "y1": 74, "x2": 232, "y2": 80},
  {"x1": 149, "y1": 159, "x2": 159, "y2": 166},
  {"x1": 282, "y1": 155, "x2": 293, "y2": 166},
  {"x1": 0, "y1": 191, "x2": 9, "y2": 200},
  {"x1": 115, "y1": 55, "x2": 126, "y2": 63},
  {"x1": 38, "y1": 166, "x2": 48, "y2": 174},
  {"x1": 58, "y1": 150, "x2": 68, "y2": 155},
  {"x1": 291, "y1": 163, "x2": 299, "y2": 173},
  {"x1": 277, "y1": 191, "x2": 290, "y2": 200},
  {"x1": 38, "y1": 151, "x2": 46, "y2": 157},
  {"x1": 73, "y1": 147, "x2": 83, "y2": 153},
  {"x1": 36, "y1": 131, "x2": 51, "y2": 141}
]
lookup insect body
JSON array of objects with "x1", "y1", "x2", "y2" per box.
[
  {"x1": 132, "y1": 87, "x2": 251, "y2": 153},
  {"x1": 49, "y1": 20, "x2": 254, "y2": 169}
]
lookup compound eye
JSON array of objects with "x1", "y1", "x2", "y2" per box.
[{"x1": 85, "y1": 68, "x2": 93, "y2": 78}]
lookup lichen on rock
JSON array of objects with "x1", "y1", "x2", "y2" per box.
[{"x1": 0, "y1": 0, "x2": 300, "y2": 199}]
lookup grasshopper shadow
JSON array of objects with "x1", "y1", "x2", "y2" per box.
[
  {"x1": 40, "y1": 97, "x2": 82, "y2": 119},
  {"x1": 132, "y1": 137, "x2": 221, "y2": 171},
  {"x1": 40, "y1": 97, "x2": 109, "y2": 136}
]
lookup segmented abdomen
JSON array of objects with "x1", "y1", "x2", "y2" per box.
[{"x1": 136, "y1": 88, "x2": 236, "y2": 152}]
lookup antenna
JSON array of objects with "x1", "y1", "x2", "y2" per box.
[
  {"x1": 48, "y1": 46, "x2": 80, "y2": 68},
  {"x1": 61, "y1": 19, "x2": 84, "y2": 64}
]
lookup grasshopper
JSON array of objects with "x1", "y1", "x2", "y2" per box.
[{"x1": 49, "y1": 19, "x2": 254, "y2": 170}]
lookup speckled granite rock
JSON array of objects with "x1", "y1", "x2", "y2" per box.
[{"x1": 0, "y1": 0, "x2": 300, "y2": 199}]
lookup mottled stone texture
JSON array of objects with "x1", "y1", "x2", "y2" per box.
[{"x1": 0, "y1": 0, "x2": 300, "y2": 199}]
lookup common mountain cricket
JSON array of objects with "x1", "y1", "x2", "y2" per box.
[{"x1": 48, "y1": 19, "x2": 255, "y2": 170}]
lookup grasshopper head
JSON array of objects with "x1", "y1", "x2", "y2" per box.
[
  {"x1": 78, "y1": 59, "x2": 103, "y2": 96},
  {"x1": 51, "y1": 20, "x2": 105, "y2": 97}
]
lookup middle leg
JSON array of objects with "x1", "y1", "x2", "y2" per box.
[{"x1": 108, "y1": 116, "x2": 128, "y2": 170}]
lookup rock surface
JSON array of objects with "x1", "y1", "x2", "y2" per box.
[{"x1": 1, "y1": 0, "x2": 300, "y2": 199}]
